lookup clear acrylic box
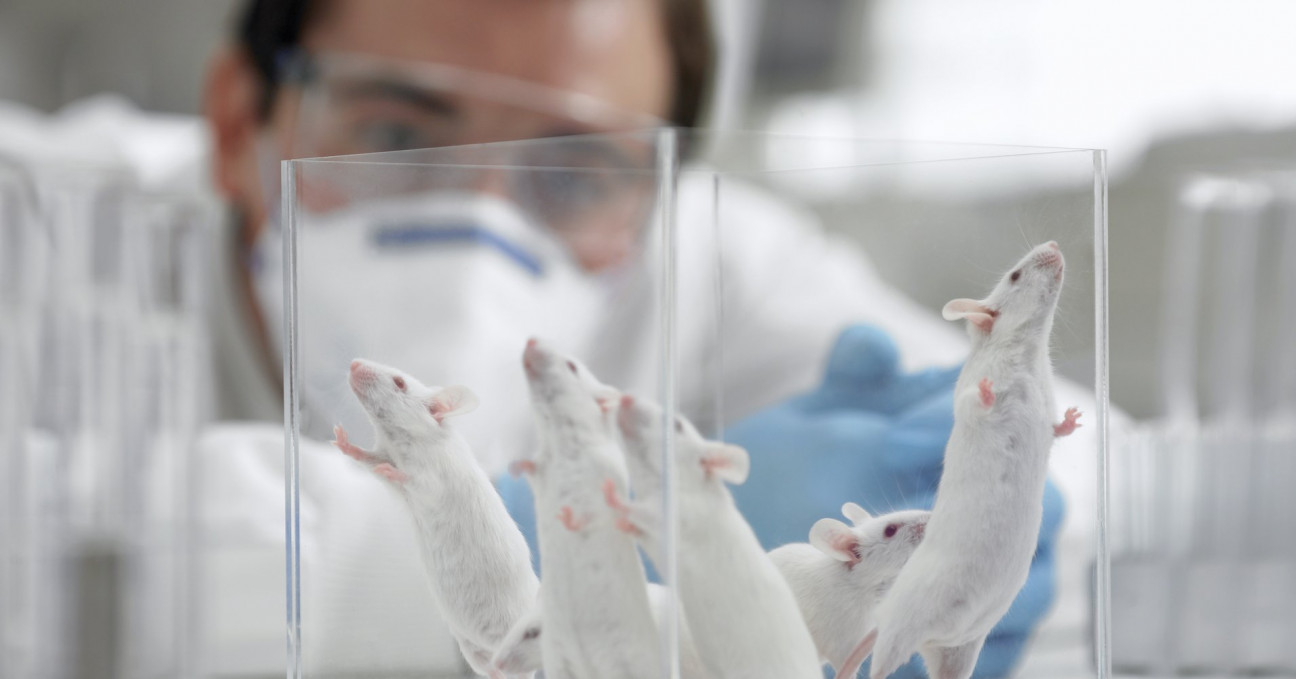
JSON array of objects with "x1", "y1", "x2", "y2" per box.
[{"x1": 284, "y1": 130, "x2": 1110, "y2": 679}]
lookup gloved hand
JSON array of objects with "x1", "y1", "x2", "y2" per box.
[{"x1": 722, "y1": 325, "x2": 1064, "y2": 679}]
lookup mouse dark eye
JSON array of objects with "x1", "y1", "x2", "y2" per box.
[
  {"x1": 884, "y1": 524, "x2": 899, "y2": 538},
  {"x1": 1010, "y1": 269, "x2": 1022, "y2": 283},
  {"x1": 392, "y1": 376, "x2": 406, "y2": 392},
  {"x1": 566, "y1": 360, "x2": 578, "y2": 375},
  {"x1": 674, "y1": 420, "x2": 684, "y2": 433},
  {"x1": 522, "y1": 627, "x2": 540, "y2": 640}
]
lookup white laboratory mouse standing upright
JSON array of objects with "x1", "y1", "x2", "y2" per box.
[
  {"x1": 332, "y1": 359, "x2": 538, "y2": 679},
  {"x1": 768, "y1": 502, "x2": 930, "y2": 675},
  {"x1": 606, "y1": 394, "x2": 822, "y2": 679},
  {"x1": 517, "y1": 338, "x2": 660, "y2": 679},
  {"x1": 845, "y1": 242, "x2": 1082, "y2": 679},
  {"x1": 491, "y1": 583, "x2": 713, "y2": 678}
]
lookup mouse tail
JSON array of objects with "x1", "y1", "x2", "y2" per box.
[{"x1": 834, "y1": 628, "x2": 877, "y2": 679}]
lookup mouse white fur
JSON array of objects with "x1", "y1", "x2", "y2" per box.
[
  {"x1": 332, "y1": 358, "x2": 538, "y2": 679},
  {"x1": 518, "y1": 338, "x2": 660, "y2": 679},
  {"x1": 606, "y1": 394, "x2": 822, "y2": 679},
  {"x1": 492, "y1": 583, "x2": 713, "y2": 678},
  {"x1": 768, "y1": 503, "x2": 930, "y2": 675},
  {"x1": 844, "y1": 242, "x2": 1082, "y2": 679}
]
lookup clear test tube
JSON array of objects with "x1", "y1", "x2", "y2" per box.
[
  {"x1": 1133, "y1": 176, "x2": 1217, "y2": 675},
  {"x1": 117, "y1": 192, "x2": 214, "y2": 678},
  {"x1": 1, "y1": 159, "x2": 45, "y2": 679},
  {"x1": 1202, "y1": 180, "x2": 1269, "y2": 423},
  {"x1": 1242, "y1": 170, "x2": 1296, "y2": 673},
  {"x1": 1175, "y1": 177, "x2": 1271, "y2": 675},
  {"x1": 32, "y1": 165, "x2": 138, "y2": 677},
  {"x1": 1109, "y1": 175, "x2": 1213, "y2": 674},
  {"x1": 1266, "y1": 172, "x2": 1296, "y2": 424},
  {"x1": 1158, "y1": 176, "x2": 1213, "y2": 424}
]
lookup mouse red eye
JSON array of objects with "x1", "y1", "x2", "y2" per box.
[
  {"x1": 1010, "y1": 270, "x2": 1022, "y2": 283},
  {"x1": 392, "y1": 376, "x2": 406, "y2": 391},
  {"x1": 884, "y1": 524, "x2": 898, "y2": 538},
  {"x1": 566, "y1": 361, "x2": 578, "y2": 375}
]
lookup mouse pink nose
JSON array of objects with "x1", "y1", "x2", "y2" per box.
[
  {"x1": 522, "y1": 339, "x2": 546, "y2": 375},
  {"x1": 616, "y1": 397, "x2": 640, "y2": 435},
  {"x1": 348, "y1": 360, "x2": 375, "y2": 391}
]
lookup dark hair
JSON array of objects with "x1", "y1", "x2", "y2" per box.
[
  {"x1": 236, "y1": 0, "x2": 334, "y2": 119},
  {"x1": 235, "y1": 0, "x2": 715, "y2": 127}
]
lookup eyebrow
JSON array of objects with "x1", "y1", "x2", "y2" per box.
[{"x1": 333, "y1": 78, "x2": 461, "y2": 118}]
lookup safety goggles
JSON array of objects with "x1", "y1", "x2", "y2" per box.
[{"x1": 271, "y1": 51, "x2": 666, "y2": 270}]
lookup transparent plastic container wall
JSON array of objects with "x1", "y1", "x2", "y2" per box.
[{"x1": 283, "y1": 130, "x2": 1110, "y2": 679}]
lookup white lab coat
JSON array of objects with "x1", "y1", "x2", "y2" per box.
[{"x1": 3, "y1": 97, "x2": 1104, "y2": 678}]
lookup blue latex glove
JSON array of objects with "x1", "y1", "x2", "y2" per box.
[{"x1": 724, "y1": 325, "x2": 1064, "y2": 679}]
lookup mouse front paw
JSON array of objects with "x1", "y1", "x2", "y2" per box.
[
  {"x1": 333, "y1": 425, "x2": 379, "y2": 464},
  {"x1": 978, "y1": 378, "x2": 996, "y2": 408},
  {"x1": 1054, "y1": 407, "x2": 1082, "y2": 437},
  {"x1": 372, "y1": 462, "x2": 409, "y2": 485},
  {"x1": 508, "y1": 459, "x2": 537, "y2": 477},
  {"x1": 558, "y1": 506, "x2": 588, "y2": 532}
]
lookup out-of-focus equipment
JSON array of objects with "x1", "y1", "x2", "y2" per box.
[
  {"x1": 0, "y1": 156, "x2": 216, "y2": 678},
  {"x1": 1112, "y1": 170, "x2": 1296, "y2": 675}
]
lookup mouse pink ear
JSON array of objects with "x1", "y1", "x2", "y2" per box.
[
  {"x1": 841, "y1": 502, "x2": 872, "y2": 525},
  {"x1": 942, "y1": 298, "x2": 995, "y2": 333},
  {"x1": 428, "y1": 385, "x2": 479, "y2": 423},
  {"x1": 810, "y1": 518, "x2": 861, "y2": 565},
  {"x1": 699, "y1": 443, "x2": 750, "y2": 485}
]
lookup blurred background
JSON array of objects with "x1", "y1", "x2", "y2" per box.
[
  {"x1": 3, "y1": 0, "x2": 1296, "y2": 417},
  {"x1": 2, "y1": 0, "x2": 1295, "y2": 677}
]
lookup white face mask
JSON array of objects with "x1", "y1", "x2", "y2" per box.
[{"x1": 252, "y1": 191, "x2": 610, "y2": 473}]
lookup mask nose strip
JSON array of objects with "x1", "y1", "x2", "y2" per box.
[{"x1": 371, "y1": 223, "x2": 545, "y2": 277}]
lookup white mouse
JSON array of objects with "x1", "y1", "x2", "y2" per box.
[
  {"x1": 606, "y1": 394, "x2": 823, "y2": 679},
  {"x1": 844, "y1": 242, "x2": 1082, "y2": 679},
  {"x1": 491, "y1": 583, "x2": 714, "y2": 678},
  {"x1": 332, "y1": 358, "x2": 538, "y2": 679},
  {"x1": 768, "y1": 503, "x2": 930, "y2": 675},
  {"x1": 517, "y1": 338, "x2": 660, "y2": 679}
]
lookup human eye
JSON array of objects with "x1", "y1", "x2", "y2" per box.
[{"x1": 351, "y1": 118, "x2": 432, "y2": 153}]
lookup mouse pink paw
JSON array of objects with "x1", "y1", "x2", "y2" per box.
[
  {"x1": 1054, "y1": 407, "x2": 1082, "y2": 437},
  {"x1": 603, "y1": 479, "x2": 628, "y2": 512},
  {"x1": 978, "y1": 378, "x2": 996, "y2": 408},
  {"x1": 333, "y1": 425, "x2": 378, "y2": 464},
  {"x1": 558, "y1": 506, "x2": 587, "y2": 532},
  {"x1": 615, "y1": 515, "x2": 641, "y2": 536},
  {"x1": 508, "y1": 459, "x2": 537, "y2": 477},
  {"x1": 372, "y1": 463, "x2": 409, "y2": 484}
]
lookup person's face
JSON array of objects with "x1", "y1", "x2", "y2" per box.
[{"x1": 208, "y1": 0, "x2": 672, "y2": 269}]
